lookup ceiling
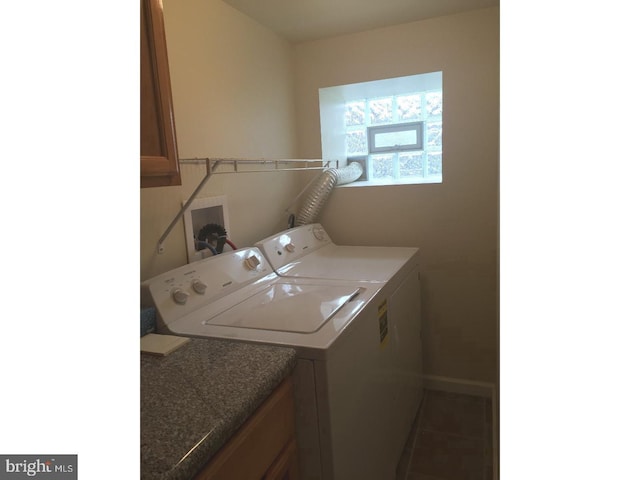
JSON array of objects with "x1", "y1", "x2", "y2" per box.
[{"x1": 221, "y1": 0, "x2": 499, "y2": 43}]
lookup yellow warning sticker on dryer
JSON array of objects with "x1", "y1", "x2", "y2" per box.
[{"x1": 378, "y1": 299, "x2": 388, "y2": 348}]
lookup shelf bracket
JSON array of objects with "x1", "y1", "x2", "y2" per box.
[{"x1": 157, "y1": 159, "x2": 220, "y2": 254}]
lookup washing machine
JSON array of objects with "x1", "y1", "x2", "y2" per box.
[
  {"x1": 255, "y1": 223, "x2": 424, "y2": 471},
  {"x1": 142, "y1": 247, "x2": 402, "y2": 480}
]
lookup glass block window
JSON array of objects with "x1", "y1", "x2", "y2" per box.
[
  {"x1": 426, "y1": 92, "x2": 443, "y2": 116},
  {"x1": 346, "y1": 129, "x2": 367, "y2": 155},
  {"x1": 427, "y1": 122, "x2": 442, "y2": 148},
  {"x1": 369, "y1": 97, "x2": 393, "y2": 124},
  {"x1": 344, "y1": 89, "x2": 442, "y2": 183},
  {"x1": 427, "y1": 152, "x2": 442, "y2": 176},
  {"x1": 370, "y1": 154, "x2": 395, "y2": 180},
  {"x1": 399, "y1": 152, "x2": 425, "y2": 177},
  {"x1": 320, "y1": 71, "x2": 442, "y2": 186},
  {"x1": 345, "y1": 101, "x2": 365, "y2": 126},
  {"x1": 397, "y1": 94, "x2": 422, "y2": 121}
]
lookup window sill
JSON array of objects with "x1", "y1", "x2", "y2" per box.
[{"x1": 337, "y1": 175, "x2": 442, "y2": 188}]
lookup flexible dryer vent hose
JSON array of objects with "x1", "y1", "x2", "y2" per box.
[
  {"x1": 335, "y1": 161, "x2": 363, "y2": 186},
  {"x1": 294, "y1": 162, "x2": 363, "y2": 227}
]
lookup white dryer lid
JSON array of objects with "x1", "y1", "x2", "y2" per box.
[
  {"x1": 205, "y1": 283, "x2": 362, "y2": 333},
  {"x1": 278, "y1": 244, "x2": 418, "y2": 282}
]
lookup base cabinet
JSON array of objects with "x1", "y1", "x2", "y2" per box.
[{"x1": 195, "y1": 376, "x2": 299, "y2": 480}]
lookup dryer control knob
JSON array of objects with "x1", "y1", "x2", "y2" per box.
[
  {"x1": 312, "y1": 226, "x2": 326, "y2": 240},
  {"x1": 191, "y1": 279, "x2": 207, "y2": 295},
  {"x1": 171, "y1": 288, "x2": 190, "y2": 305},
  {"x1": 244, "y1": 255, "x2": 260, "y2": 270},
  {"x1": 284, "y1": 242, "x2": 295, "y2": 253}
]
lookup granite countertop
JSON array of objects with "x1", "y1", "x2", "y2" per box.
[{"x1": 140, "y1": 337, "x2": 297, "y2": 480}]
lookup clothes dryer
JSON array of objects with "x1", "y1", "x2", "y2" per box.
[{"x1": 255, "y1": 224, "x2": 424, "y2": 471}]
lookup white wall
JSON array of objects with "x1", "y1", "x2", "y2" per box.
[
  {"x1": 293, "y1": 7, "x2": 499, "y2": 383},
  {"x1": 140, "y1": 0, "x2": 299, "y2": 281}
]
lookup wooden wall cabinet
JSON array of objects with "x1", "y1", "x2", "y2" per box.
[
  {"x1": 196, "y1": 376, "x2": 300, "y2": 480},
  {"x1": 140, "y1": 0, "x2": 181, "y2": 188}
]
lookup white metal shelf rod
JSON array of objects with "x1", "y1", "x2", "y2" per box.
[
  {"x1": 179, "y1": 158, "x2": 336, "y2": 172},
  {"x1": 183, "y1": 166, "x2": 329, "y2": 174},
  {"x1": 179, "y1": 157, "x2": 329, "y2": 165}
]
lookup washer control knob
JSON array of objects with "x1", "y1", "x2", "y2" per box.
[
  {"x1": 284, "y1": 242, "x2": 295, "y2": 253},
  {"x1": 171, "y1": 288, "x2": 189, "y2": 305},
  {"x1": 191, "y1": 279, "x2": 207, "y2": 295},
  {"x1": 244, "y1": 255, "x2": 260, "y2": 270}
]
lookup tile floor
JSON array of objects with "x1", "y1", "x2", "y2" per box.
[{"x1": 396, "y1": 389, "x2": 495, "y2": 480}]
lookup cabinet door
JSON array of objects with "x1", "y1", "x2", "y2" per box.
[
  {"x1": 195, "y1": 377, "x2": 298, "y2": 480},
  {"x1": 140, "y1": 0, "x2": 181, "y2": 188},
  {"x1": 262, "y1": 439, "x2": 300, "y2": 480}
]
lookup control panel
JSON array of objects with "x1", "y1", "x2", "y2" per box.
[
  {"x1": 255, "y1": 224, "x2": 332, "y2": 271},
  {"x1": 144, "y1": 248, "x2": 272, "y2": 326}
]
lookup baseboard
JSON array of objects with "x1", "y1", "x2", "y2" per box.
[{"x1": 423, "y1": 374, "x2": 494, "y2": 398}]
